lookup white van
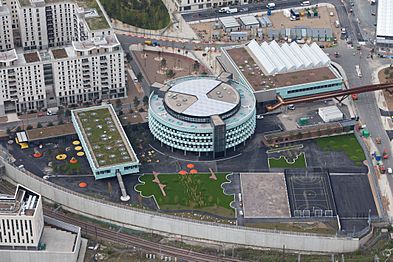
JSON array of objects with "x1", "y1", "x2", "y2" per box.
[
  {"x1": 335, "y1": 20, "x2": 340, "y2": 28},
  {"x1": 266, "y1": 3, "x2": 276, "y2": 9},
  {"x1": 219, "y1": 7, "x2": 230, "y2": 13},
  {"x1": 300, "y1": 1, "x2": 311, "y2": 6}
]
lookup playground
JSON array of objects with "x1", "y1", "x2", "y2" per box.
[
  {"x1": 315, "y1": 134, "x2": 365, "y2": 166},
  {"x1": 135, "y1": 171, "x2": 235, "y2": 217},
  {"x1": 268, "y1": 152, "x2": 307, "y2": 169}
]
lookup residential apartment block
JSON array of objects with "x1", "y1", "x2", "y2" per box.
[
  {"x1": 0, "y1": 185, "x2": 44, "y2": 248},
  {"x1": 0, "y1": 0, "x2": 126, "y2": 116}
]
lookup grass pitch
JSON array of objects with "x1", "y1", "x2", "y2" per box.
[
  {"x1": 135, "y1": 173, "x2": 234, "y2": 217},
  {"x1": 316, "y1": 134, "x2": 365, "y2": 166}
]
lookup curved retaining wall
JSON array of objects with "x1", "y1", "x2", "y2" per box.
[{"x1": 2, "y1": 159, "x2": 360, "y2": 253}]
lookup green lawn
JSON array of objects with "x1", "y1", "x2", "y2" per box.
[
  {"x1": 100, "y1": 0, "x2": 170, "y2": 30},
  {"x1": 135, "y1": 173, "x2": 234, "y2": 217},
  {"x1": 316, "y1": 134, "x2": 365, "y2": 166},
  {"x1": 269, "y1": 152, "x2": 307, "y2": 168}
]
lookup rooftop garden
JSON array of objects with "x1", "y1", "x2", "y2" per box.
[
  {"x1": 75, "y1": 0, "x2": 110, "y2": 30},
  {"x1": 74, "y1": 107, "x2": 135, "y2": 167}
]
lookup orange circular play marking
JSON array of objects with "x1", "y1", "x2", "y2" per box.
[
  {"x1": 178, "y1": 170, "x2": 187, "y2": 175},
  {"x1": 33, "y1": 152, "x2": 43, "y2": 158},
  {"x1": 56, "y1": 154, "x2": 67, "y2": 160},
  {"x1": 189, "y1": 169, "x2": 198, "y2": 174},
  {"x1": 74, "y1": 146, "x2": 82, "y2": 151},
  {"x1": 79, "y1": 182, "x2": 87, "y2": 188},
  {"x1": 72, "y1": 140, "x2": 80, "y2": 145},
  {"x1": 69, "y1": 157, "x2": 78, "y2": 164},
  {"x1": 186, "y1": 163, "x2": 195, "y2": 169},
  {"x1": 77, "y1": 151, "x2": 85, "y2": 157}
]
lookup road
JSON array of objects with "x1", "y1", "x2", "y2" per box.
[{"x1": 181, "y1": 0, "x2": 364, "y2": 43}]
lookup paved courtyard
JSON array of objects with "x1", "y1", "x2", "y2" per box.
[{"x1": 240, "y1": 173, "x2": 290, "y2": 218}]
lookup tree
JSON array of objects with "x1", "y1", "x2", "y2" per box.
[
  {"x1": 193, "y1": 60, "x2": 200, "y2": 72},
  {"x1": 160, "y1": 58, "x2": 167, "y2": 70},
  {"x1": 115, "y1": 98, "x2": 122, "y2": 111},
  {"x1": 15, "y1": 126, "x2": 21, "y2": 132},
  {"x1": 201, "y1": 71, "x2": 208, "y2": 75},
  {"x1": 133, "y1": 96, "x2": 140, "y2": 109},
  {"x1": 58, "y1": 119, "x2": 64, "y2": 125},
  {"x1": 47, "y1": 122, "x2": 54, "y2": 127},
  {"x1": 136, "y1": 72, "x2": 143, "y2": 82},
  {"x1": 143, "y1": 96, "x2": 149, "y2": 108},
  {"x1": 166, "y1": 69, "x2": 175, "y2": 78},
  {"x1": 65, "y1": 109, "x2": 71, "y2": 120},
  {"x1": 37, "y1": 122, "x2": 43, "y2": 128},
  {"x1": 6, "y1": 128, "x2": 11, "y2": 135}
]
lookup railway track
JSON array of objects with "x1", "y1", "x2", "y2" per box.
[{"x1": 0, "y1": 182, "x2": 243, "y2": 262}]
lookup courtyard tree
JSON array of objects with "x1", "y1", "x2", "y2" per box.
[
  {"x1": 136, "y1": 72, "x2": 143, "y2": 82},
  {"x1": 36, "y1": 122, "x2": 43, "y2": 128},
  {"x1": 115, "y1": 98, "x2": 122, "y2": 112},
  {"x1": 193, "y1": 60, "x2": 200, "y2": 72},
  {"x1": 26, "y1": 125, "x2": 33, "y2": 130},
  {"x1": 47, "y1": 122, "x2": 54, "y2": 127},
  {"x1": 143, "y1": 96, "x2": 149, "y2": 108},
  {"x1": 160, "y1": 58, "x2": 167, "y2": 70},
  {"x1": 166, "y1": 69, "x2": 175, "y2": 78},
  {"x1": 133, "y1": 96, "x2": 140, "y2": 109}
]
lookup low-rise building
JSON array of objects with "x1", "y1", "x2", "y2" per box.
[
  {"x1": 219, "y1": 16, "x2": 241, "y2": 33},
  {"x1": 219, "y1": 40, "x2": 344, "y2": 103}
]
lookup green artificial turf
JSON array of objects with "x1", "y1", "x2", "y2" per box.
[
  {"x1": 268, "y1": 153, "x2": 307, "y2": 168},
  {"x1": 75, "y1": 108, "x2": 135, "y2": 167},
  {"x1": 316, "y1": 134, "x2": 365, "y2": 166},
  {"x1": 135, "y1": 173, "x2": 234, "y2": 217}
]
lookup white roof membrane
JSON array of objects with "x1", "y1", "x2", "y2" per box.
[
  {"x1": 246, "y1": 40, "x2": 277, "y2": 75},
  {"x1": 261, "y1": 42, "x2": 286, "y2": 73},
  {"x1": 376, "y1": 0, "x2": 393, "y2": 37},
  {"x1": 269, "y1": 40, "x2": 296, "y2": 72},
  {"x1": 289, "y1": 42, "x2": 313, "y2": 68}
]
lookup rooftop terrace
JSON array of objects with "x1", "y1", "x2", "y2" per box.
[
  {"x1": 72, "y1": 105, "x2": 138, "y2": 168},
  {"x1": 226, "y1": 47, "x2": 337, "y2": 91}
]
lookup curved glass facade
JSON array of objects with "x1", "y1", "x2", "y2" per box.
[{"x1": 148, "y1": 76, "x2": 256, "y2": 153}]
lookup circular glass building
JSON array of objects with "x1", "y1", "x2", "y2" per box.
[{"x1": 148, "y1": 76, "x2": 256, "y2": 156}]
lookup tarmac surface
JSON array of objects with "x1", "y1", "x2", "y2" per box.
[{"x1": 330, "y1": 173, "x2": 378, "y2": 218}]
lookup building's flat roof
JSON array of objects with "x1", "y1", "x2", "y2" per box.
[
  {"x1": 226, "y1": 46, "x2": 337, "y2": 91},
  {"x1": 150, "y1": 76, "x2": 256, "y2": 131},
  {"x1": 164, "y1": 78, "x2": 240, "y2": 117},
  {"x1": 72, "y1": 35, "x2": 119, "y2": 51},
  {"x1": 377, "y1": 0, "x2": 393, "y2": 37},
  {"x1": 239, "y1": 15, "x2": 259, "y2": 26},
  {"x1": 23, "y1": 52, "x2": 40, "y2": 63},
  {"x1": 219, "y1": 16, "x2": 240, "y2": 28},
  {"x1": 0, "y1": 185, "x2": 40, "y2": 217},
  {"x1": 26, "y1": 123, "x2": 76, "y2": 141},
  {"x1": 0, "y1": 49, "x2": 17, "y2": 63},
  {"x1": 72, "y1": 105, "x2": 138, "y2": 168},
  {"x1": 51, "y1": 48, "x2": 68, "y2": 59}
]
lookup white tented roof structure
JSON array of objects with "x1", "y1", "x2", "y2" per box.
[
  {"x1": 376, "y1": 0, "x2": 393, "y2": 38},
  {"x1": 244, "y1": 40, "x2": 331, "y2": 76},
  {"x1": 245, "y1": 40, "x2": 277, "y2": 75},
  {"x1": 219, "y1": 16, "x2": 240, "y2": 29},
  {"x1": 239, "y1": 15, "x2": 259, "y2": 26}
]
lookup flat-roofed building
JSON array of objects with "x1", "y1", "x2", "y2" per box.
[
  {"x1": 376, "y1": 0, "x2": 393, "y2": 48},
  {"x1": 219, "y1": 40, "x2": 343, "y2": 102},
  {"x1": 72, "y1": 104, "x2": 140, "y2": 179},
  {"x1": 219, "y1": 16, "x2": 241, "y2": 33},
  {"x1": 0, "y1": 185, "x2": 44, "y2": 248}
]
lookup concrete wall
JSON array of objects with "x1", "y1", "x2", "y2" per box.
[{"x1": 2, "y1": 159, "x2": 361, "y2": 253}]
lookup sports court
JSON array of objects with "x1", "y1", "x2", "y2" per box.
[
  {"x1": 285, "y1": 171, "x2": 336, "y2": 217},
  {"x1": 240, "y1": 173, "x2": 290, "y2": 218}
]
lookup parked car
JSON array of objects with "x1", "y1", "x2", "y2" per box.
[
  {"x1": 287, "y1": 104, "x2": 296, "y2": 110},
  {"x1": 388, "y1": 168, "x2": 393, "y2": 174}
]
